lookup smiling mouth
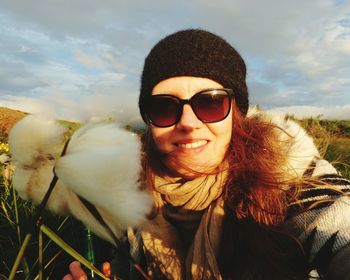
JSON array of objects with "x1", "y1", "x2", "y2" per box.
[{"x1": 176, "y1": 140, "x2": 208, "y2": 149}]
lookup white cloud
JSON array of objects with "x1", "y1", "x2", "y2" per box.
[
  {"x1": 74, "y1": 49, "x2": 105, "y2": 68},
  {"x1": 0, "y1": 92, "x2": 143, "y2": 126},
  {"x1": 0, "y1": 95, "x2": 48, "y2": 114},
  {"x1": 268, "y1": 105, "x2": 350, "y2": 120},
  {"x1": 0, "y1": 0, "x2": 349, "y2": 115}
]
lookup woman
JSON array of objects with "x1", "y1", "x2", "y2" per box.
[{"x1": 10, "y1": 29, "x2": 350, "y2": 279}]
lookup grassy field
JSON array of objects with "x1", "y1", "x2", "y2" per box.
[
  {"x1": 297, "y1": 117, "x2": 350, "y2": 178},
  {"x1": 0, "y1": 108, "x2": 349, "y2": 279}
]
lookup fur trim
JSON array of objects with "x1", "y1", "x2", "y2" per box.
[
  {"x1": 312, "y1": 159, "x2": 338, "y2": 177},
  {"x1": 249, "y1": 110, "x2": 321, "y2": 179}
]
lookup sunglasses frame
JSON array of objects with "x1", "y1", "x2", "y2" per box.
[{"x1": 145, "y1": 88, "x2": 234, "y2": 128}]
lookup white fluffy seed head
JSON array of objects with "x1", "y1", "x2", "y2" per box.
[
  {"x1": 66, "y1": 122, "x2": 138, "y2": 154},
  {"x1": 55, "y1": 122, "x2": 153, "y2": 230},
  {"x1": 9, "y1": 115, "x2": 67, "y2": 166}
]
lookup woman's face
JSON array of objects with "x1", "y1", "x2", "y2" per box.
[{"x1": 150, "y1": 76, "x2": 233, "y2": 176}]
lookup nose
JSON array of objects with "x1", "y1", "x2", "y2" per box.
[{"x1": 176, "y1": 104, "x2": 202, "y2": 131}]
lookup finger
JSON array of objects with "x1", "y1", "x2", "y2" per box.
[
  {"x1": 102, "y1": 262, "x2": 111, "y2": 277},
  {"x1": 69, "y1": 261, "x2": 88, "y2": 280},
  {"x1": 62, "y1": 274, "x2": 73, "y2": 280}
]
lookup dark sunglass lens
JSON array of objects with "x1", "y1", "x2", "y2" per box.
[
  {"x1": 192, "y1": 91, "x2": 230, "y2": 122},
  {"x1": 148, "y1": 96, "x2": 179, "y2": 127}
]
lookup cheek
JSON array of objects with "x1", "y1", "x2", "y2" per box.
[
  {"x1": 216, "y1": 125, "x2": 232, "y2": 148},
  {"x1": 211, "y1": 114, "x2": 233, "y2": 143},
  {"x1": 150, "y1": 126, "x2": 173, "y2": 153}
]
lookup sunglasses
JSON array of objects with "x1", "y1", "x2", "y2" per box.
[{"x1": 145, "y1": 88, "x2": 234, "y2": 127}]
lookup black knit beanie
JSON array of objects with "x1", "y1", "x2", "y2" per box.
[{"x1": 139, "y1": 29, "x2": 249, "y2": 122}]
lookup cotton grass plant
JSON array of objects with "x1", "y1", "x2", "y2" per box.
[
  {"x1": 0, "y1": 117, "x2": 104, "y2": 279},
  {"x1": 4, "y1": 114, "x2": 153, "y2": 279},
  {"x1": 0, "y1": 156, "x2": 91, "y2": 279}
]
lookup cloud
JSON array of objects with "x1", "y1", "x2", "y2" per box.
[
  {"x1": 74, "y1": 49, "x2": 105, "y2": 69},
  {"x1": 0, "y1": 60, "x2": 48, "y2": 93},
  {"x1": 0, "y1": 91, "x2": 143, "y2": 126},
  {"x1": 0, "y1": 0, "x2": 349, "y2": 116},
  {"x1": 190, "y1": 0, "x2": 350, "y2": 107},
  {"x1": 268, "y1": 104, "x2": 350, "y2": 120}
]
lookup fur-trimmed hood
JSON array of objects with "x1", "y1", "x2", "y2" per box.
[{"x1": 248, "y1": 109, "x2": 337, "y2": 178}]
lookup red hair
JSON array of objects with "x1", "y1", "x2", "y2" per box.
[
  {"x1": 220, "y1": 103, "x2": 307, "y2": 278},
  {"x1": 140, "y1": 101, "x2": 308, "y2": 278},
  {"x1": 224, "y1": 103, "x2": 293, "y2": 225}
]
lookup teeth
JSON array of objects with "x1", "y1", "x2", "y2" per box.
[{"x1": 178, "y1": 140, "x2": 207, "y2": 149}]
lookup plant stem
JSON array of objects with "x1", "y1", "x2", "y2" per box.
[
  {"x1": 8, "y1": 233, "x2": 31, "y2": 280},
  {"x1": 40, "y1": 224, "x2": 109, "y2": 280},
  {"x1": 38, "y1": 229, "x2": 43, "y2": 280},
  {"x1": 12, "y1": 183, "x2": 21, "y2": 243}
]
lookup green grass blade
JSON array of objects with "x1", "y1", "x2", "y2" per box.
[
  {"x1": 40, "y1": 224, "x2": 109, "y2": 280},
  {"x1": 12, "y1": 184, "x2": 21, "y2": 244},
  {"x1": 38, "y1": 229, "x2": 43, "y2": 280},
  {"x1": 8, "y1": 233, "x2": 32, "y2": 280}
]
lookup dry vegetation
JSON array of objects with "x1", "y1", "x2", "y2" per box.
[{"x1": 0, "y1": 107, "x2": 27, "y2": 141}]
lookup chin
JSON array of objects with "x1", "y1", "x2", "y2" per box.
[
  {"x1": 178, "y1": 162, "x2": 220, "y2": 177},
  {"x1": 165, "y1": 153, "x2": 223, "y2": 176}
]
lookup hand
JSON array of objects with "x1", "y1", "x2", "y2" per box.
[{"x1": 62, "y1": 261, "x2": 111, "y2": 280}]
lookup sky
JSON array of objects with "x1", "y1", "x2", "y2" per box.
[{"x1": 0, "y1": 0, "x2": 350, "y2": 123}]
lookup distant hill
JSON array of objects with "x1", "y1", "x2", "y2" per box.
[{"x1": 0, "y1": 107, "x2": 28, "y2": 140}]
